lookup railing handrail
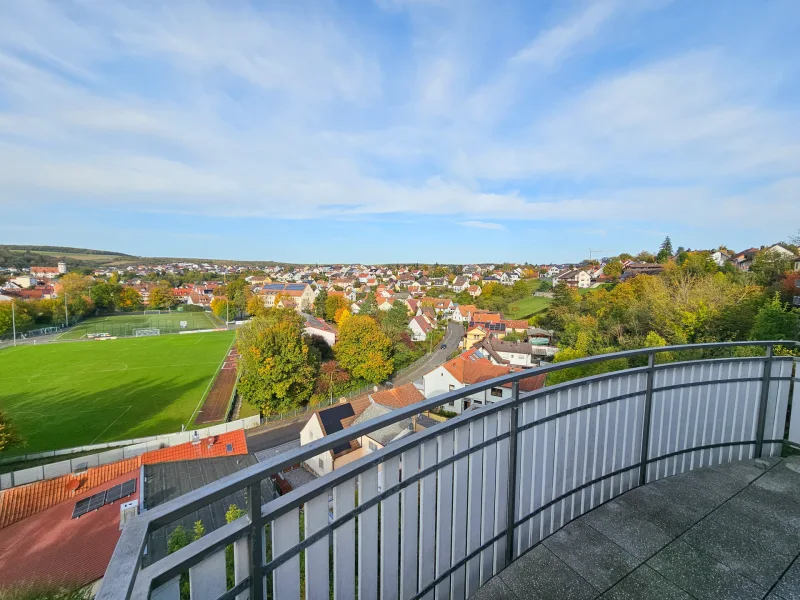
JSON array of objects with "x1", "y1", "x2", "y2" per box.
[{"x1": 99, "y1": 339, "x2": 798, "y2": 600}]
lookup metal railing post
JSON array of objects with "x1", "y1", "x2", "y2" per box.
[
  {"x1": 755, "y1": 344, "x2": 774, "y2": 459},
  {"x1": 505, "y1": 381, "x2": 520, "y2": 566},
  {"x1": 248, "y1": 482, "x2": 264, "y2": 600},
  {"x1": 639, "y1": 352, "x2": 656, "y2": 486}
]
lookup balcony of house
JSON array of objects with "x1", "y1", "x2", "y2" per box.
[{"x1": 98, "y1": 341, "x2": 800, "y2": 600}]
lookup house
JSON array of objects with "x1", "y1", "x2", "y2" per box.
[
  {"x1": 421, "y1": 297, "x2": 454, "y2": 315},
  {"x1": 710, "y1": 251, "x2": 731, "y2": 267},
  {"x1": 731, "y1": 248, "x2": 760, "y2": 272},
  {"x1": 467, "y1": 285, "x2": 482, "y2": 298},
  {"x1": 301, "y1": 384, "x2": 425, "y2": 477},
  {"x1": 405, "y1": 298, "x2": 420, "y2": 315},
  {"x1": 452, "y1": 304, "x2": 478, "y2": 323},
  {"x1": 409, "y1": 315, "x2": 434, "y2": 341},
  {"x1": 451, "y1": 276, "x2": 470, "y2": 292},
  {"x1": 304, "y1": 314, "x2": 336, "y2": 346},
  {"x1": 186, "y1": 293, "x2": 211, "y2": 307},
  {"x1": 766, "y1": 244, "x2": 797, "y2": 258},
  {"x1": 476, "y1": 336, "x2": 559, "y2": 367},
  {"x1": 620, "y1": 263, "x2": 666, "y2": 281},
  {"x1": 464, "y1": 324, "x2": 488, "y2": 349},
  {"x1": 545, "y1": 266, "x2": 561, "y2": 277},
  {"x1": 422, "y1": 348, "x2": 546, "y2": 414},
  {"x1": 527, "y1": 327, "x2": 556, "y2": 345},
  {"x1": 258, "y1": 283, "x2": 315, "y2": 312},
  {"x1": 556, "y1": 269, "x2": 592, "y2": 288},
  {"x1": 29, "y1": 266, "x2": 61, "y2": 279}
]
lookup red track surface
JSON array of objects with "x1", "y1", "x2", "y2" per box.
[{"x1": 195, "y1": 347, "x2": 239, "y2": 424}]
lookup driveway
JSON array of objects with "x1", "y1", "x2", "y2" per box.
[{"x1": 391, "y1": 322, "x2": 464, "y2": 386}]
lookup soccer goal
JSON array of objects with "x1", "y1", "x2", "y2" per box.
[
  {"x1": 134, "y1": 328, "x2": 161, "y2": 337},
  {"x1": 143, "y1": 310, "x2": 164, "y2": 315}
]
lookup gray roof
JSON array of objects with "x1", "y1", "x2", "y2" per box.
[
  {"x1": 352, "y1": 402, "x2": 413, "y2": 446},
  {"x1": 143, "y1": 457, "x2": 275, "y2": 565}
]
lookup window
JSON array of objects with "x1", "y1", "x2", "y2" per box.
[
  {"x1": 449, "y1": 384, "x2": 455, "y2": 391},
  {"x1": 318, "y1": 458, "x2": 324, "y2": 469},
  {"x1": 369, "y1": 441, "x2": 378, "y2": 451},
  {"x1": 490, "y1": 387, "x2": 503, "y2": 397}
]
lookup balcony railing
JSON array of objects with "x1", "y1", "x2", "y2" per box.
[{"x1": 98, "y1": 341, "x2": 800, "y2": 600}]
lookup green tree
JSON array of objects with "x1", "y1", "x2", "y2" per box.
[
  {"x1": 0, "y1": 302, "x2": 33, "y2": 336},
  {"x1": 604, "y1": 260, "x2": 623, "y2": 280},
  {"x1": 750, "y1": 250, "x2": 795, "y2": 287},
  {"x1": 0, "y1": 410, "x2": 24, "y2": 453},
  {"x1": 360, "y1": 292, "x2": 378, "y2": 317},
  {"x1": 381, "y1": 301, "x2": 411, "y2": 341},
  {"x1": 749, "y1": 294, "x2": 799, "y2": 341},
  {"x1": 89, "y1": 282, "x2": 122, "y2": 311},
  {"x1": 635, "y1": 251, "x2": 656, "y2": 263},
  {"x1": 149, "y1": 286, "x2": 177, "y2": 309},
  {"x1": 680, "y1": 252, "x2": 717, "y2": 277},
  {"x1": 117, "y1": 287, "x2": 142, "y2": 311},
  {"x1": 334, "y1": 315, "x2": 393, "y2": 384},
  {"x1": 237, "y1": 313, "x2": 320, "y2": 415},
  {"x1": 314, "y1": 288, "x2": 328, "y2": 319},
  {"x1": 657, "y1": 236, "x2": 673, "y2": 263}
]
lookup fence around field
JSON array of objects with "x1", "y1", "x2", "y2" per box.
[
  {"x1": 98, "y1": 340, "x2": 799, "y2": 600},
  {"x1": 0, "y1": 415, "x2": 262, "y2": 490},
  {"x1": 61, "y1": 311, "x2": 223, "y2": 338}
]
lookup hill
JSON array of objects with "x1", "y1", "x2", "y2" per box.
[{"x1": 0, "y1": 245, "x2": 294, "y2": 269}]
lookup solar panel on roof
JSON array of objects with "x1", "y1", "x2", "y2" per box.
[
  {"x1": 226, "y1": 443, "x2": 233, "y2": 453},
  {"x1": 72, "y1": 498, "x2": 91, "y2": 519},
  {"x1": 120, "y1": 479, "x2": 137, "y2": 497},
  {"x1": 87, "y1": 491, "x2": 106, "y2": 511},
  {"x1": 105, "y1": 484, "x2": 123, "y2": 504}
]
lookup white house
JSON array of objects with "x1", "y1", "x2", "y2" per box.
[
  {"x1": 451, "y1": 304, "x2": 477, "y2": 324},
  {"x1": 556, "y1": 269, "x2": 592, "y2": 289},
  {"x1": 304, "y1": 314, "x2": 336, "y2": 346},
  {"x1": 409, "y1": 315, "x2": 434, "y2": 341},
  {"x1": 474, "y1": 337, "x2": 556, "y2": 368},
  {"x1": 301, "y1": 384, "x2": 425, "y2": 477},
  {"x1": 451, "y1": 276, "x2": 470, "y2": 292},
  {"x1": 422, "y1": 348, "x2": 545, "y2": 414},
  {"x1": 710, "y1": 251, "x2": 731, "y2": 267}
]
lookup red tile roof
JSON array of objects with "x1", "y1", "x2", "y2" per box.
[
  {"x1": 0, "y1": 430, "x2": 247, "y2": 529},
  {"x1": 0, "y1": 472, "x2": 139, "y2": 591},
  {"x1": 442, "y1": 349, "x2": 546, "y2": 392},
  {"x1": 369, "y1": 383, "x2": 425, "y2": 409}
]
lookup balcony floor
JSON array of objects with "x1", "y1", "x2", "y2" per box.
[{"x1": 474, "y1": 456, "x2": 800, "y2": 600}]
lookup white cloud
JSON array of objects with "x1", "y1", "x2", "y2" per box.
[
  {"x1": 459, "y1": 221, "x2": 506, "y2": 230},
  {"x1": 0, "y1": 0, "x2": 796, "y2": 243},
  {"x1": 511, "y1": 1, "x2": 620, "y2": 67}
]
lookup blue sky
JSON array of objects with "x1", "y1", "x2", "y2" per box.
[{"x1": 1, "y1": 0, "x2": 799, "y2": 264}]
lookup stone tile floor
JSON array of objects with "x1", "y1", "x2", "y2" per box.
[{"x1": 473, "y1": 456, "x2": 800, "y2": 600}]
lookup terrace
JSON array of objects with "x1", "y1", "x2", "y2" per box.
[{"x1": 98, "y1": 341, "x2": 800, "y2": 600}]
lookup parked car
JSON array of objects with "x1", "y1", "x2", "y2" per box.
[{"x1": 440, "y1": 343, "x2": 447, "y2": 349}]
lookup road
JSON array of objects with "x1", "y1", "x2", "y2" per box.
[{"x1": 391, "y1": 322, "x2": 464, "y2": 386}]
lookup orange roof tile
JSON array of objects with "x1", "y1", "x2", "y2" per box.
[
  {"x1": 442, "y1": 349, "x2": 546, "y2": 392},
  {"x1": 370, "y1": 383, "x2": 425, "y2": 409},
  {"x1": 0, "y1": 430, "x2": 248, "y2": 529},
  {"x1": 0, "y1": 472, "x2": 139, "y2": 591}
]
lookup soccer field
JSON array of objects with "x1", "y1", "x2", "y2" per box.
[
  {"x1": 0, "y1": 331, "x2": 235, "y2": 455},
  {"x1": 55, "y1": 311, "x2": 222, "y2": 340}
]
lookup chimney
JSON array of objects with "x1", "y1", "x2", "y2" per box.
[{"x1": 339, "y1": 397, "x2": 348, "y2": 404}]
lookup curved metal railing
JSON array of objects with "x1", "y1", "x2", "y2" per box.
[{"x1": 98, "y1": 340, "x2": 799, "y2": 600}]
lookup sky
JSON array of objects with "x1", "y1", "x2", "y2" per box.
[{"x1": 1, "y1": 0, "x2": 799, "y2": 265}]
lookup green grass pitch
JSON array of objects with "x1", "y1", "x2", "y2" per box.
[
  {"x1": 54, "y1": 311, "x2": 222, "y2": 340},
  {"x1": 0, "y1": 331, "x2": 235, "y2": 456}
]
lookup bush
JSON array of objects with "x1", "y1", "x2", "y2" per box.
[
  {"x1": 179, "y1": 304, "x2": 206, "y2": 312},
  {"x1": 0, "y1": 584, "x2": 92, "y2": 600}
]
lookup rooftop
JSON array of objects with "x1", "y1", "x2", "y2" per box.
[{"x1": 472, "y1": 456, "x2": 800, "y2": 600}]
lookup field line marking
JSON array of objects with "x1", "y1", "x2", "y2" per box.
[
  {"x1": 185, "y1": 335, "x2": 236, "y2": 429},
  {"x1": 91, "y1": 405, "x2": 133, "y2": 444}
]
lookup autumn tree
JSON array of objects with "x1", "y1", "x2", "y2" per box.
[
  {"x1": 58, "y1": 272, "x2": 93, "y2": 298},
  {"x1": 246, "y1": 294, "x2": 268, "y2": 317},
  {"x1": 750, "y1": 250, "x2": 795, "y2": 287},
  {"x1": 334, "y1": 315, "x2": 393, "y2": 384},
  {"x1": 0, "y1": 302, "x2": 32, "y2": 336},
  {"x1": 117, "y1": 287, "x2": 142, "y2": 311},
  {"x1": 604, "y1": 260, "x2": 623, "y2": 280},
  {"x1": 89, "y1": 282, "x2": 122, "y2": 311},
  {"x1": 211, "y1": 297, "x2": 230, "y2": 320},
  {"x1": 334, "y1": 307, "x2": 351, "y2": 325},
  {"x1": 237, "y1": 313, "x2": 320, "y2": 415},
  {"x1": 0, "y1": 410, "x2": 24, "y2": 453},
  {"x1": 325, "y1": 295, "x2": 349, "y2": 321},
  {"x1": 149, "y1": 285, "x2": 177, "y2": 309}
]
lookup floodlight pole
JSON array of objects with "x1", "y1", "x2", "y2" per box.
[
  {"x1": 224, "y1": 272, "x2": 229, "y2": 330},
  {"x1": 64, "y1": 292, "x2": 69, "y2": 327},
  {"x1": 11, "y1": 300, "x2": 16, "y2": 346}
]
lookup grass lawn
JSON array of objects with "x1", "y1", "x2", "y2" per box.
[
  {"x1": 55, "y1": 311, "x2": 222, "y2": 340},
  {"x1": 0, "y1": 331, "x2": 235, "y2": 455},
  {"x1": 505, "y1": 295, "x2": 552, "y2": 319}
]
